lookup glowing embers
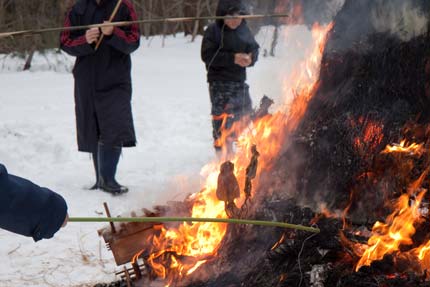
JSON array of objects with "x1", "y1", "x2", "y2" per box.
[
  {"x1": 351, "y1": 116, "x2": 384, "y2": 156},
  {"x1": 355, "y1": 191, "x2": 426, "y2": 271},
  {"x1": 382, "y1": 140, "x2": 425, "y2": 157},
  {"x1": 350, "y1": 137, "x2": 430, "y2": 276}
]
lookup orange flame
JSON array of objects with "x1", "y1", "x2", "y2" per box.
[
  {"x1": 136, "y1": 23, "x2": 334, "y2": 285},
  {"x1": 355, "y1": 190, "x2": 427, "y2": 272},
  {"x1": 271, "y1": 233, "x2": 286, "y2": 251},
  {"x1": 285, "y1": 23, "x2": 334, "y2": 132},
  {"x1": 212, "y1": 113, "x2": 236, "y2": 150},
  {"x1": 381, "y1": 140, "x2": 425, "y2": 157},
  {"x1": 347, "y1": 135, "x2": 430, "y2": 276}
]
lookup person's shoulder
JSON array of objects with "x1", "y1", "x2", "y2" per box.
[
  {"x1": 205, "y1": 23, "x2": 218, "y2": 32},
  {"x1": 203, "y1": 23, "x2": 218, "y2": 38},
  {"x1": 0, "y1": 164, "x2": 6, "y2": 175},
  {"x1": 122, "y1": 0, "x2": 136, "y2": 8},
  {"x1": 120, "y1": 0, "x2": 137, "y2": 13},
  {"x1": 239, "y1": 23, "x2": 257, "y2": 39},
  {"x1": 71, "y1": 0, "x2": 88, "y2": 15},
  {"x1": 0, "y1": 164, "x2": 8, "y2": 183},
  {"x1": 238, "y1": 22, "x2": 252, "y2": 33}
]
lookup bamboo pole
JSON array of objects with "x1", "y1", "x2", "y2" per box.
[
  {"x1": 68, "y1": 216, "x2": 320, "y2": 233},
  {"x1": 95, "y1": 0, "x2": 123, "y2": 50},
  {"x1": 0, "y1": 14, "x2": 289, "y2": 39}
]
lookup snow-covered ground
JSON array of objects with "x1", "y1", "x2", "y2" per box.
[{"x1": 0, "y1": 26, "x2": 315, "y2": 286}]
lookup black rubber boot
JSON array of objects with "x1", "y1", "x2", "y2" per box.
[
  {"x1": 89, "y1": 150, "x2": 100, "y2": 190},
  {"x1": 98, "y1": 143, "x2": 129, "y2": 195}
]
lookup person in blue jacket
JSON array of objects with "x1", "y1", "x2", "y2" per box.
[
  {"x1": 60, "y1": 0, "x2": 140, "y2": 195},
  {"x1": 201, "y1": 0, "x2": 259, "y2": 155},
  {"x1": 0, "y1": 164, "x2": 68, "y2": 241}
]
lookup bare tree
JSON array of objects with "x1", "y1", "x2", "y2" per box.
[{"x1": 191, "y1": 0, "x2": 202, "y2": 42}]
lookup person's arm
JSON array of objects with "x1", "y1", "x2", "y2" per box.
[
  {"x1": 104, "y1": 2, "x2": 140, "y2": 55},
  {"x1": 0, "y1": 164, "x2": 68, "y2": 242},
  {"x1": 201, "y1": 25, "x2": 235, "y2": 68},
  {"x1": 247, "y1": 34, "x2": 260, "y2": 67},
  {"x1": 60, "y1": 8, "x2": 95, "y2": 57},
  {"x1": 249, "y1": 47, "x2": 259, "y2": 67}
]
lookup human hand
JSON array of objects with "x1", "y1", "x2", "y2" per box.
[
  {"x1": 101, "y1": 21, "x2": 114, "y2": 36},
  {"x1": 243, "y1": 53, "x2": 252, "y2": 66},
  {"x1": 85, "y1": 28, "x2": 100, "y2": 44},
  {"x1": 234, "y1": 53, "x2": 252, "y2": 67},
  {"x1": 234, "y1": 53, "x2": 245, "y2": 67}
]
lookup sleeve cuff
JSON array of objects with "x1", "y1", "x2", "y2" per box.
[{"x1": 32, "y1": 190, "x2": 68, "y2": 242}]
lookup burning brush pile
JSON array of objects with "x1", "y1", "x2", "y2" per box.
[{"x1": 96, "y1": 0, "x2": 430, "y2": 286}]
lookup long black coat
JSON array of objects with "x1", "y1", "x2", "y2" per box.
[
  {"x1": 0, "y1": 164, "x2": 68, "y2": 241},
  {"x1": 201, "y1": 0, "x2": 259, "y2": 83},
  {"x1": 60, "y1": 0, "x2": 140, "y2": 153}
]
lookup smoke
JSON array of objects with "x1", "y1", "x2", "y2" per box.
[
  {"x1": 326, "y1": 0, "x2": 345, "y2": 17},
  {"x1": 302, "y1": 0, "x2": 345, "y2": 26},
  {"x1": 371, "y1": 0, "x2": 428, "y2": 41},
  {"x1": 325, "y1": 0, "x2": 429, "y2": 53}
]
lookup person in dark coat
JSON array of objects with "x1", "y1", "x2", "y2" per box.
[
  {"x1": 201, "y1": 0, "x2": 259, "y2": 155},
  {"x1": 0, "y1": 164, "x2": 68, "y2": 241},
  {"x1": 60, "y1": 0, "x2": 140, "y2": 194}
]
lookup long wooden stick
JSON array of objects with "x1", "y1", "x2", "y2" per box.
[
  {"x1": 95, "y1": 0, "x2": 123, "y2": 50},
  {"x1": 68, "y1": 216, "x2": 320, "y2": 233},
  {"x1": 0, "y1": 14, "x2": 289, "y2": 39}
]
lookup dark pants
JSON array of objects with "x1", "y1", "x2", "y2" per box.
[{"x1": 209, "y1": 81, "x2": 252, "y2": 150}]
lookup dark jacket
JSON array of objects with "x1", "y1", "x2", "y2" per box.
[
  {"x1": 0, "y1": 164, "x2": 67, "y2": 242},
  {"x1": 201, "y1": 0, "x2": 259, "y2": 83},
  {"x1": 60, "y1": 0, "x2": 140, "y2": 153}
]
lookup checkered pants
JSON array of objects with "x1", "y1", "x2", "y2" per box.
[{"x1": 209, "y1": 81, "x2": 252, "y2": 148}]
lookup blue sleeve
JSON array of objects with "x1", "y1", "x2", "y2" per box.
[
  {"x1": 246, "y1": 29, "x2": 260, "y2": 67},
  {"x1": 249, "y1": 44, "x2": 259, "y2": 67},
  {"x1": 0, "y1": 164, "x2": 68, "y2": 242},
  {"x1": 201, "y1": 24, "x2": 235, "y2": 68}
]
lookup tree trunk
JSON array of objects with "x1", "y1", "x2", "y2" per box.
[
  {"x1": 161, "y1": 0, "x2": 167, "y2": 47},
  {"x1": 23, "y1": 48, "x2": 35, "y2": 71},
  {"x1": 191, "y1": 0, "x2": 202, "y2": 42},
  {"x1": 270, "y1": 24, "x2": 279, "y2": 57},
  {"x1": 144, "y1": 0, "x2": 153, "y2": 39}
]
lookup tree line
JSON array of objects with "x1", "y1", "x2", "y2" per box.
[
  {"x1": 0, "y1": 0, "x2": 281, "y2": 53},
  {"x1": 0, "y1": 0, "x2": 339, "y2": 64}
]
